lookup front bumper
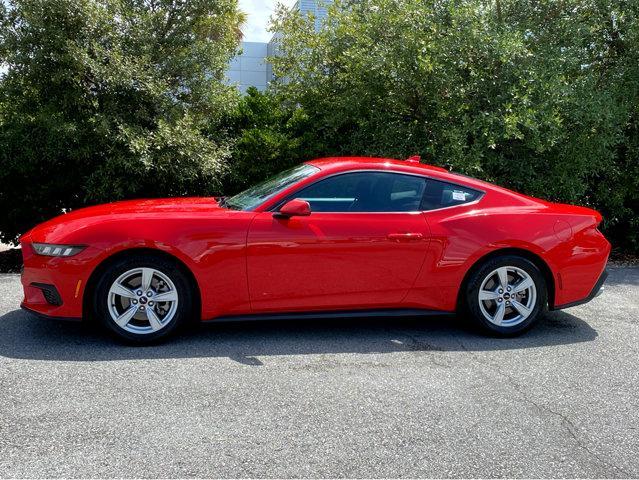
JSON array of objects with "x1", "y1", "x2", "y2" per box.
[
  {"x1": 19, "y1": 242, "x2": 101, "y2": 320},
  {"x1": 554, "y1": 269, "x2": 608, "y2": 310},
  {"x1": 21, "y1": 304, "x2": 81, "y2": 322}
]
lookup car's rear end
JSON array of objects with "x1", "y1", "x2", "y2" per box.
[
  {"x1": 438, "y1": 170, "x2": 611, "y2": 310},
  {"x1": 542, "y1": 202, "x2": 610, "y2": 309}
]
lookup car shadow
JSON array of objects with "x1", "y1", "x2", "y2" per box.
[{"x1": 0, "y1": 308, "x2": 597, "y2": 364}]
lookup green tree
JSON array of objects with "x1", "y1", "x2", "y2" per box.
[
  {"x1": 221, "y1": 86, "x2": 326, "y2": 194},
  {"x1": 270, "y1": 0, "x2": 639, "y2": 252},
  {"x1": 0, "y1": 0, "x2": 244, "y2": 243}
]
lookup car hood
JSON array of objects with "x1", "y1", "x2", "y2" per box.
[{"x1": 21, "y1": 197, "x2": 225, "y2": 243}]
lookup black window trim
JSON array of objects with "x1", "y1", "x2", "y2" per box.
[{"x1": 268, "y1": 169, "x2": 485, "y2": 214}]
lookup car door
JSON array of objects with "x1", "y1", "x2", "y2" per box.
[{"x1": 246, "y1": 171, "x2": 431, "y2": 313}]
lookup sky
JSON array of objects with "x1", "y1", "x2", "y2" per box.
[{"x1": 239, "y1": 0, "x2": 297, "y2": 42}]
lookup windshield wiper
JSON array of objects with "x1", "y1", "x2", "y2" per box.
[{"x1": 217, "y1": 196, "x2": 242, "y2": 210}]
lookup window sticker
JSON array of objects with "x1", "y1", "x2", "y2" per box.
[{"x1": 452, "y1": 190, "x2": 467, "y2": 201}]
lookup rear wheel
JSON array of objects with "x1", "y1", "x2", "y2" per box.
[
  {"x1": 464, "y1": 255, "x2": 546, "y2": 336},
  {"x1": 93, "y1": 254, "x2": 194, "y2": 343}
]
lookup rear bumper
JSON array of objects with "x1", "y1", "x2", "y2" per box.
[{"x1": 553, "y1": 269, "x2": 608, "y2": 310}]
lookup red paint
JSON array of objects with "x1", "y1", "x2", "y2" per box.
[
  {"x1": 19, "y1": 157, "x2": 610, "y2": 320},
  {"x1": 247, "y1": 211, "x2": 430, "y2": 312},
  {"x1": 276, "y1": 198, "x2": 312, "y2": 218}
]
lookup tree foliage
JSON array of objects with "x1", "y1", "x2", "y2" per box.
[
  {"x1": 221, "y1": 86, "x2": 325, "y2": 194},
  {"x1": 270, "y1": 0, "x2": 639, "y2": 252},
  {"x1": 0, "y1": 0, "x2": 638, "y2": 255},
  {"x1": 0, "y1": 0, "x2": 244, "y2": 242}
]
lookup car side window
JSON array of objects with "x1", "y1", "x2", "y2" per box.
[
  {"x1": 421, "y1": 179, "x2": 482, "y2": 211},
  {"x1": 293, "y1": 172, "x2": 427, "y2": 212}
]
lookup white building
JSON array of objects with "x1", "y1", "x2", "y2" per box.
[
  {"x1": 226, "y1": 41, "x2": 269, "y2": 94},
  {"x1": 227, "y1": 0, "x2": 331, "y2": 93}
]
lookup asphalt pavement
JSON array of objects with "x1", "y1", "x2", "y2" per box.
[{"x1": 0, "y1": 267, "x2": 638, "y2": 478}]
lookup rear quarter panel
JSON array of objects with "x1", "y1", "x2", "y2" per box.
[{"x1": 404, "y1": 192, "x2": 609, "y2": 311}]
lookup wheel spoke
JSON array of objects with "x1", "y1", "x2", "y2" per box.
[
  {"x1": 140, "y1": 268, "x2": 154, "y2": 292},
  {"x1": 115, "y1": 305, "x2": 138, "y2": 328},
  {"x1": 153, "y1": 290, "x2": 178, "y2": 302},
  {"x1": 512, "y1": 276, "x2": 534, "y2": 293},
  {"x1": 497, "y1": 267, "x2": 509, "y2": 290},
  {"x1": 110, "y1": 282, "x2": 137, "y2": 299},
  {"x1": 492, "y1": 302, "x2": 506, "y2": 325},
  {"x1": 146, "y1": 307, "x2": 163, "y2": 331},
  {"x1": 511, "y1": 300, "x2": 532, "y2": 318},
  {"x1": 479, "y1": 289, "x2": 500, "y2": 301}
]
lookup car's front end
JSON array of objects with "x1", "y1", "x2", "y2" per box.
[
  {"x1": 19, "y1": 231, "x2": 102, "y2": 321},
  {"x1": 17, "y1": 200, "x2": 182, "y2": 321},
  {"x1": 17, "y1": 196, "x2": 243, "y2": 325}
]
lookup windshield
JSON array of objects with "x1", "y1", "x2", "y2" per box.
[{"x1": 225, "y1": 164, "x2": 320, "y2": 211}]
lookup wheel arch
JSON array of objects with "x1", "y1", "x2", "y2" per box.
[
  {"x1": 82, "y1": 247, "x2": 202, "y2": 321},
  {"x1": 457, "y1": 247, "x2": 556, "y2": 310}
]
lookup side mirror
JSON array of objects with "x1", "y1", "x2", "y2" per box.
[{"x1": 274, "y1": 199, "x2": 311, "y2": 219}]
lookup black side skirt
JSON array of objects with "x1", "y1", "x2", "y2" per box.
[
  {"x1": 21, "y1": 304, "x2": 453, "y2": 324},
  {"x1": 206, "y1": 308, "x2": 455, "y2": 323}
]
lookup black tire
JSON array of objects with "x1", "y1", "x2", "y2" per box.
[
  {"x1": 92, "y1": 253, "x2": 195, "y2": 344},
  {"x1": 463, "y1": 255, "x2": 547, "y2": 336}
]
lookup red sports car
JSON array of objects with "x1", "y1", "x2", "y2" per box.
[{"x1": 19, "y1": 156, "x2": 610, "y2": 343}]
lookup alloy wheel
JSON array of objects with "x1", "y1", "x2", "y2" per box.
[
  {"x1": 477, "y1": 266, "x2": 537, "y2": 327},
  {"x1": 107, "y1": 267, "x2": 179, "y2": 334}
]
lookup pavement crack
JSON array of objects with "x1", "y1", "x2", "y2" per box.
[
  {"x1": 457, "y1": 340, "x2": 631, "y2": 477},
  {"x1": 391, "y1": 329, "x2": 451, "y2": 368}
]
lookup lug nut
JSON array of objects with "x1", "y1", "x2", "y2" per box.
[
  {"x1": 498, "y1": 298, "x2": 502, "y2": 302},
  {"x1": 507, "y1": 287, "x2": 511, "y2": 292},
  {"x1": 139, "y1": 306, "x2": 145, "y2": 311},
  {"x1": 147, "y1": 291, "x2": 153, "y2": 297},
  {"x1": 148, "y1": 301, "x2": 154, "y2": 306},
  {"x1": 498, "y1": 289, "x2": 503, "y2": 294},
  {"x1": 132, "y1": 299, "x2": 138, "y2": 305},
  {"x1": 137, "y1": 290, "x2": 142, "y2": 296}
]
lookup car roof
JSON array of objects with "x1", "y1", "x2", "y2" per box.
[{"x1": 305, "y1": 156, "x2": 493, "y2": 192}]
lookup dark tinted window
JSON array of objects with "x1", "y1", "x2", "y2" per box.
[
  {"x1": 421, "y1": 179, "x2": 482, "y2": 211},
  {"x1": 294, "y1": 172, "x2": 427, "y2": 212}
]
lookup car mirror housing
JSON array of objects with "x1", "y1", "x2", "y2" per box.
[{"x1": 274, "y1": 199, "x2": 311, "y2": 219}]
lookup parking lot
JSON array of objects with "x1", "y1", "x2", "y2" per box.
[{"x1": 0, "y1": 267, "x2": 638, "y2": 478}]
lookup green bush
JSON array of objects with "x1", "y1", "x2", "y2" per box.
[
  {"x1": 0, "y1": 0, "x2": 638, "y2": 256},
  {"x1": 269, "y1": 0, "x2": 639, "y2": 253},
  {"x1": 220, "y1": 87, "x2": 327, "y2": 194},
  {"x1": 0, "y1": 0, "x2": 243, "y2": 243}
]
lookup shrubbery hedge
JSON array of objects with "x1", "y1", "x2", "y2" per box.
[
  {"x1": 1, "y1": 0, "x2": 637, "y2": 254},
  {"x1": 266, "y1": 0, "x2": 639, "y2": 253}
]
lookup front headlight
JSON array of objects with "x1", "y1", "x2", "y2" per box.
[{"x1": 32, "y1": 243, "x2": 86, "y2": 257}]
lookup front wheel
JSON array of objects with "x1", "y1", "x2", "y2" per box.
[
  {"x1": 92, "y1": 253, "x2": 195, "y2": 343},
  {"x1": 464, "y1": 255, "x2": 547, "y2": 336}
]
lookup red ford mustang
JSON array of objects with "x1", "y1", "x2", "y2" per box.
[{"x1": 19, "y1": 156, "x2": 610, "y2": 343}]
